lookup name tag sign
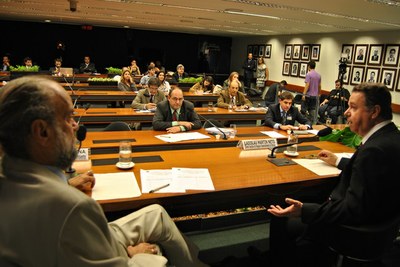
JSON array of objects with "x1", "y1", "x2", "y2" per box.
[
  {"x1": 76, "y1": 148, "x2": 90, "y2": 161},
  {"x1": 237, "y1": 138, "x2": 277, "y2": 150}
]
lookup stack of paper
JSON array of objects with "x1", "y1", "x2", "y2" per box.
[
  {"x1": 140, "y1": 168, "x2": 215, "y2": 193},
  {"x1": 156, "y1": 132, "x2": 210, "y2": 143},
  {"x1": 91, "y1": 172, "x2": 141, "y2": 200}
]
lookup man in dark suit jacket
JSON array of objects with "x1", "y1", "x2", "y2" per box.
[
  {"x1": 268, "y1": 83, "x2": 400, "y2": 266},
  {"x1": 79, "y1": 56, "x2": 96, "y2": 73},
  {"x1": 242, "y1": 52, "x2": 256, "y2": 88},
  {"x1": 264, "y1": 91, "x2": 311, "y2": 131},
  {"x1": 152, "y1": 87, "x2": 202, "y2": 133}
]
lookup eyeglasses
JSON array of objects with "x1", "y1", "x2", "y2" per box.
[{"x1": 171, "y1": 97, "x2": 184, "y2": 102}]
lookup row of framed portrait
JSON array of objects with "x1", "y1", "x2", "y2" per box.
[
  {"x1": 284, "y1": 44, "x2": 320, "y2": 62},
  {"x1": 341, "y1": 44, "x2": 400, "y2": 66},
  {"x1": 338, "y1": 66, "x2": 400, "y2": 91},
  {"x1": 247, "y1": 44, "x2": 272, "y2": 58},
  {"x1": 282, "y1": 61, "x2": 309, "y2": 78}
]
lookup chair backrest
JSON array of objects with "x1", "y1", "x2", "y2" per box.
[
  {"x1": 328, "y1": 216, "x2": 400, "y2": 262},
  {"x1": 103, "y1": 121, "x2": 131, "y2": 131}
]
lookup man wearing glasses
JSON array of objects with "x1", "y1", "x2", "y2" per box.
[{"x1": 152, "y1": 87, "x2": 202, "y2": 133}]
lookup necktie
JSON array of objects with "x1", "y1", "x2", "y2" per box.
[
  {"x1": 172, "y1": 110, "x2": 177, "y2": 121},
  {"x1": 282, "y1": 111, "x2": 287, "y2": 125},
  {"x1": 149, "y1": 95, "x2": 154, "y2": 103}
]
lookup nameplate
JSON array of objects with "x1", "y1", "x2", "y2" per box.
[
  {"x1": 76, "y1": 148, "x2": 90, "y2": 161},
  {"x1": 237, "y1": 138, "x2": 277, "y2": 151}
]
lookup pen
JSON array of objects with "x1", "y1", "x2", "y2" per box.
[{"x1": 149, "y1": 183, "x2": 170, "y2": 193}]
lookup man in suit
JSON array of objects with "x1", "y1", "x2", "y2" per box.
[
  {"x1": 49, "y1": 58, "x2": 62, "y2": 76},
  {"x1": 0, "y1": 76, "x2": 208, "y2": 267},
  {"x1": 268, "y1": 83, "x2": 400, "y2": 266},
  {"x1": 131, "y1": 77, "x2": 166, "y2": 110},
  {"x1": 242, "y1": 52, "x2": 256, "y2": 88},
  {"x1": 152, "y1": 87, "x2": 202, "y2": 133},
  {"x1": 217, "y1": 79, "x2": 252, "y2": 110},
  {"x1": 264, "y1": 91, "x2": 311, "y2": 131},
  {"x1": 353, "y1": 71, "x2": 361, "y2": 82},
  {"x1": 171, "y1": 64, "x2": 189, "y2": 84},
  {"x1": 356, "y1": 48, "x2": 364, "y2": 60},
  {"x1": 79, "y1": 55, "x2": 96, "y2": 73},
  {"x1": 371, "y1": 49, "x2": 379, "y2": 61},
  {"x1": 264, "y1": 80, "x2": 287, "y2": 107}
]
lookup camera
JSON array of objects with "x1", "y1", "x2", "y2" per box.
[{"x1": 69, "y1": 0, "x2": 77, "y2": 12}]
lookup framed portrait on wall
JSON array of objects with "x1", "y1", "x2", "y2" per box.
[
  {"x1": 252, "y1": 45, "x2": 259, "y2": 57},
  {"x1": 368, "y1": 45, "x2": 384, "y2": 65},
  {"x1": 291, "y1": 62, "x2": 299, "y2": 77},
  {"x1": 247, "y1": 45, "x2": 253, "y2": 55},
  {"x1": 350, "y1": 66, "x2": 365, "y2": 85},
  {"x1": 258, "y1": 45, "x2": 265, "y2": 57},
  {"x1": 292, "y1": 44, "x2": 301, "y2": 60},
  {"x1": 383, "y1": 45, "x2": 400, "y2": 66},
  {"x1": 311, "y1": 45, "x2": 320, "y2": 61},
  {"x1": 301, "y1": 45, "x2": 310, "y2": 61},
  {"x1": 381, "y1": 68, "x2": 397, "y2": 90},
  {"x1": 265, "y1": 45, "x2": 272, "y2": 58},
  {"x1": 299, "y1": 62, "x2": 308, "y2": 78},
  {"x1": 365, "y1": 67, "x2": 380, "y2": 83},
  {"x1": 282, "y1": 61, "x2": 291, "y2": 76},
  {"x1": 284, "y1": 45, "x2": 292, "y2": 59},
  {"x1": 338, "y1": 66, "x2": 351, "y2": 85},
  {"x1": 354, "y1": 44, "x2": 368, "y2": 64},
  {"x1": 341, "y1": 44, "x2": 354, "y2": 63},
  {"x1": 396, "y1": 72, "x2": 400, "y2": 92}
]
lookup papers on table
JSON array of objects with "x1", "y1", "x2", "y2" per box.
[
  {"x1": 292, "y1": 153, "x2": 353, "y2": 176},
  {"x1": 260, "y1": 131, "x2": 286, "y2": 138},
  {"x1": 205, "y1": 127, "x2": 235, "y2": 136},
  {"x1": 155, "y1": 132, "x2": 211, "y2": 143},
  {"x1": 91, "y1": 172, "x2": 141, "y2": 200},
  {"x1": 140, "y1": 168, "x2": 215, "y2": 193}
]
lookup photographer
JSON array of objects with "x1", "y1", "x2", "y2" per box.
[{"x1": 318, "y1": 80, "x2": 350, "y2": 124}]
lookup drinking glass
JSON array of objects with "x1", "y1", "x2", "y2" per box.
[
  {"x1": 208, "y1": 101, "x2": 214, "y2": 112},
  {"x1": 286, "y1": 133, "x2": 298, "y2": 154},
  {"x1": 119, "y1": 141, "x2": 132, "y2": 166},
  {"x1": 229, "y1": 124, "x2": 237, "y2": 138}
]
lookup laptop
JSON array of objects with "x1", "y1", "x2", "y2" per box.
[{"x1": 59, "y1": 67, "x2": 74, "y2": 76}]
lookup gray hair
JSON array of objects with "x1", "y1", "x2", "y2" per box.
[{"x1": 0, "y1": 76, "x2": 57, "y2": 159}]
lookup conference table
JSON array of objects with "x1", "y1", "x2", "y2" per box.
[
  {"x1": 68, "y1": 90, "x2": 219, "y2": 104},
  {"x1": 82, "y1": 126, "x2": 320, "y2": 154},
  {"x1": 74, "y1": 107, "x2": 267, "y2": 124},
  {"x1": 77, "y1": 124, "x2": 353, "y2": 216}
]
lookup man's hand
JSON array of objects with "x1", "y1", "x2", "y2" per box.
[
  {"x1": 127, "y1": 243, "x2": 158, "y2": 257},
  {"x1": 267, "y1": 198, "x2": 303, "y2": 218},
  {"x1": 68, "y1": 171, "x2": 95, "y2": 191},
  {"x1": 146, "y1": 103, "x2": 156, "y2": 110},
  {"x1": 178, "y1": 121, "x2": 194, "y2": 130},
  {"x1": 298, "y1": 124, "x2": 308, "y2": 130},
  {"x1": 166, "y1": 126, "x2": 182, "y2": 133},
  {"x1": 318, "y1": 150, "x2": 338, "y2": 166}
]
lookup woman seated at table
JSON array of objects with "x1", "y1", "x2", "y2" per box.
[
  {"x1": 157, "y1": 71, "x2": 171, "y2": 96},
  {"x1": 127, "y1": 59, "x2": 141, "y2": 76},
  {"x1": 189, "y1": 76, "x2": 215, "y2": 94},
  {"x1": 114, "y1": 69, "x2": 137, "y2": 107},
  {"x1": 223, "y1": 71, "x2": 244, "y2": 93}
]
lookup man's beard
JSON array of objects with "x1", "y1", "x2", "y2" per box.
[{"x1": 54, "y1": 126, "x2": 77, "y2": 170}]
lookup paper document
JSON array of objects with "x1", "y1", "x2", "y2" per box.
[
  {"x1": 140, "y1": 169, "x2": 185, "y2": 193},
  {"x1": 172, "y1": 168, "x2": 215, "y2": 191},
  {"x1": 293, "y1": 159, "x2": 342, "y2": 176},
  {"x1": 155, "y1": 132, "x2": 210, "y2": 143},
  {"x1": 205, "y1": 127, "x2": 234, "y2": 135},
  {"x1": 260, "y1": 131, "x2": 286, "y2": 138},
  {"x1": 307, "y1": 129, "x2": 319, "y2": 135},
  {"x1": 91, "y1": 172, "x2": 141, "y2": 200}
]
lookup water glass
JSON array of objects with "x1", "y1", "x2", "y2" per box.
[
  {"x1": 286, "y1": 133, "x2": 298, "y2": 154},
  {"x1": 119, "y1": 141, "x2": 132, "y2": 166},
  {"x1": 208, "y1": 101, "x2": 214, "y2": 112},
  {"x1": 229, "y1": 124, "x2": 237, "y2": 138}
]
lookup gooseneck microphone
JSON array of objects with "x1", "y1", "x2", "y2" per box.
[
  {"x1": 317, "y1": 126, "x2": 333, "y2": 137},
  {"x1": 65, "y1": 125, "x2": 87, "y2": 174},
  {"x1": 268, "y1": 141, "x2": 302, "y2": 158},
  {"x1": 197, "y1": 112, "x2": 227, "y2": 140},
  {"x1": 76, "y1": 103, "x2": 91, "y2": 125}
]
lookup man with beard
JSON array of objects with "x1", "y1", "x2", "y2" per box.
[{"x1": 0, "y1": 76, "x2": 208, "y2": 267}]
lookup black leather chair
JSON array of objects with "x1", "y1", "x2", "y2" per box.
[
  {"x1": 103, "y1": 121, "x2": 131, "y2": 131},
  {"x1": 328, "y1": 216, "x2": 400, "y2": 267}
]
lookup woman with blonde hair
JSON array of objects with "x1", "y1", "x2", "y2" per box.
[{"x1": 223, "y1": 71, "x2": 244, "y2": 93}]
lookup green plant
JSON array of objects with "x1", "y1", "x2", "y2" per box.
[
  {"x1": 179, "y1": 77, "x2": 203, "y2": 83},
  {"x1": 88, "y1": 77, "x2": 117, "y2": 82},
  {"x1": 105, "y1": 67, "x2": 122, "y2": 75},
  {"x1": 10, "y1": 65, "x2": 40, "y2": 72},
  {"x1": 319, "y1": 126, "x2": 362, "y2": 148}
]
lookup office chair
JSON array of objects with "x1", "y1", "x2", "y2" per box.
[
  {"x1": 327, "y1": 216, "x2": 400, "y2": 267},
  {"x1": 103, "y1": 121, "x2": 131, "y2": 131}
]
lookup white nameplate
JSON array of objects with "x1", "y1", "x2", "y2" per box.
[
  {"x1": 76, "y1": 148, "x2": 90, "y2": 161},
  {"x1": 237, "y1": 138, "x2": 277, "y2": 151}
]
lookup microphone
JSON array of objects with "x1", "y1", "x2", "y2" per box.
[
  {"x1": 65, "y1": 125, "x2": 87, "y2": 174},
  {"x1": 317, "y1": 126, "x2": 333, "y2": 137},
  {"x1": 268, "y1": 140, "x2": 302, "y2": 158},
  {"x1": 72, "y1": 95, "x2": 81, "y2": 109},
  {"x1": 63, "y1": 73, "x2": 75, "y2": 95},
  {"x1": 197, "y1": 112, "x2": 227, "y2": 140},
  {"x1": 76, "y1": 103, "x2": 91, "y2": 125}
]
